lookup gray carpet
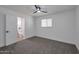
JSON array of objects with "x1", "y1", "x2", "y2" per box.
[{"x1": 0, "y1": 36, "x2": 78, "y2": 54}]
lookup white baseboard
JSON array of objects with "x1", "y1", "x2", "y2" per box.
[
  {"x1": 36, "y1": 35, "x2": 75, "y2": 44},
  {"x1": 25, "y1": 35, "x2": 35, "y2": 39}
]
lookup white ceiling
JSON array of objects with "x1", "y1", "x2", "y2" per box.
[{"x1": 0, "y1": 5, "x2": 76, "y2": 16}]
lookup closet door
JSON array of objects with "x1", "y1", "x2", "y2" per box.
[
  {"x1": 0, "y1": 13, "x2": 5, "y2": 47},
  {"x1": 6, "y1": 14, "x2": 17, "y2": 46}
]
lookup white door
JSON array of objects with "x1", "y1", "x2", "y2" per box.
[
  {"x1": 6, "y1": 14, "x2": 17, "y2": 46},
  {"x1": 0, "y1": 13, "x2": 5, "y2": 47}
]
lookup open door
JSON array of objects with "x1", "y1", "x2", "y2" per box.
[{"x1": 6, "y1": 14, "x2": 17, "y2": 46}]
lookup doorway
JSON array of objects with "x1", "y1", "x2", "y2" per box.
[{"x1": 17, "y1": 17, "x2": 25, "y2": 42}]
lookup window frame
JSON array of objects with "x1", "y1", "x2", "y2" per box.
[{"x1": 41, "y1": 18, "x2": 53, "y2": 27}]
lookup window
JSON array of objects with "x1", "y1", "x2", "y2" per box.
[{"x1": 41, "y1": 18, "x2": 52, "y2": 27}]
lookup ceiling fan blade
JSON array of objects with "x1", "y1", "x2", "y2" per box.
[
  {"x1": 35, "y1": 5, "x2": 39, "y2": 9},
  {"x1": 33, "y1": 11, "x2": 37, "y2": 13},
  {"x1": 35, "y1": 5, "x2": 41, "y2": 10},
  {"x1": 35, "y1": 5, "x2": 38, "y2": 9},
  {"x1": 41, "y1": 11, "x2": 47, "y2": 13}
]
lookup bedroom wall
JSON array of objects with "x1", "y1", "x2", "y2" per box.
[
  {"x1": 75, "y1": 6, "x2": 79, "y2": 50},
  {"x1": 25, "y1": 16, "x2": 35, "y2": 38},
  {"x1": 34, "y1": 10, "x2": 76, "y2": 44}
]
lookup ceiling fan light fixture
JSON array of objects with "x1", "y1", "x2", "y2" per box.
[{"x1": 37, "y1": 10, "x2": 41, "y2": 12}]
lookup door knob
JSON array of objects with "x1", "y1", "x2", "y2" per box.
[{"x1": 6, "y1": 31, "x2": 9, "y2": 33}]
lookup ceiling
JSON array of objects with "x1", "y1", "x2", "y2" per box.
[{"x1": 0, "y1": 5, "x2": 76, "y2": 16}]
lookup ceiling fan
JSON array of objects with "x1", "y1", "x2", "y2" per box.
[{"x1": 33, "y1": 5, "x2": 47, "y2": 14}]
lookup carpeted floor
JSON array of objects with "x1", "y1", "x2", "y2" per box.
[{"x1": 0, "y1": 36, "x2": 78, "y2": 54}]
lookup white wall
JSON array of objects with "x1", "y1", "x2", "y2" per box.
[
  {"x1": 25, "y1": 16, "x2": 35, "y2": 38},
  {"x1": 35, "y1": 10, "x2": 76, "y2": 44},
  {"x1": 76, "y1": 6, "x2": 79, "y2": 50}
]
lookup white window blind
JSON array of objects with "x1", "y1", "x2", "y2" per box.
[{"x1": 41, "y1": 18, "x2": 52, "y2": 27}]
